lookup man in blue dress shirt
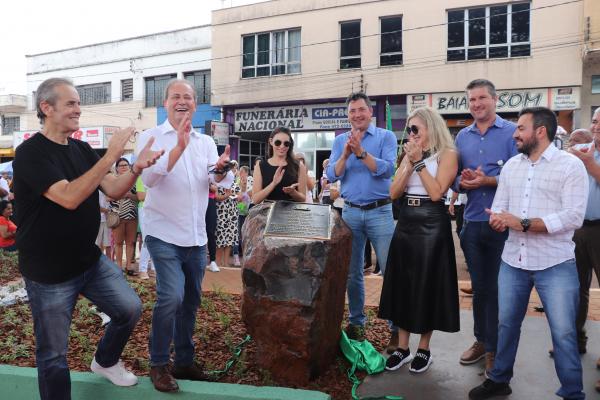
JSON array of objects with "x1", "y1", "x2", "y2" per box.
[
  {"x1": 327, "y1": 92, "x2": 397, "y2": 341},
  {"x1": 455, "y1": 79, "x2": 518, "y2": 373}
]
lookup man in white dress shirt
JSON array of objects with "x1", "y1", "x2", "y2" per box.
[
  {"x1": 468, "y1": 107, "x2": 588, "y2": 400},
  {"x1": 138, "y1": 79, "x2": 229, "y2": 392}
]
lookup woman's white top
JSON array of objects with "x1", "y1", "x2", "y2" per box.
[{"x1": 405, "y1": 155, "x2": 438, "y2": 196}]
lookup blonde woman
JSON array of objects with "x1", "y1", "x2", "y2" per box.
[{"x1": 378, "y1": 106, "x2": 460, "y2": 373}]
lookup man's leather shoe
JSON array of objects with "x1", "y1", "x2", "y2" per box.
[
  {"x1": 460, "y1": 341, "x2": 485, "y2": 364},
  {"x1": 150, "y1": 365, "x2": 178, "y2": 392},
  {"x1": 172, "y1": 361, "x2": 213, "y2": 381},
  {"x1": 460, "y1": 287, "x2": 473, "y2": 295}
]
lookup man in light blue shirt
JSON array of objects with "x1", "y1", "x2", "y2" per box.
[
  {"x1": 327, "y1": 92, "x2": 397, "y2": 341},
  {"x1": 569, "y1": 107, "x2": 600, "y2": 362},
  {"x1": 454, "y1": 79, "x2": 518, "y2": 373}
]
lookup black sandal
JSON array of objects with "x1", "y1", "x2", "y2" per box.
[{"x1": 126, "y1": 269, "x2": 139, "y2": 277}]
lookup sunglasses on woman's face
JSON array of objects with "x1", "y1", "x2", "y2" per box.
[
  {"x1": 117, "y1": 164, "x2": 129, "y2": 167},
  {"x1": 407, "y1": 125, "x2": 419, "y2": 135},
  {"x1": 273, "y1": 140, "x2": 291, "y2": 147}
]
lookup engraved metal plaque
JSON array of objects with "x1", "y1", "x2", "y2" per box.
[{"x1": 264, "y1": 201, "x2": 332, "y2": 240}]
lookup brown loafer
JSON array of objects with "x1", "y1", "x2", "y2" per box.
[
  {"x1": 460, "y1": 341, "x2": 485, "y2": 365},
  {"x1": 172, "y1": 361, "x2": 213, "y2": 381},
  {"x1": 150, "y1": 365, "x2": 178, "y2": 392}
]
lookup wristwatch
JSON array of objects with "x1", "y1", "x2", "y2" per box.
[
  {"x1": 520, "y1": 218, "x2": 531, "y2": 232},
  {"x1": 357, "y1": 150, "x2": 367, "y2": 160}
]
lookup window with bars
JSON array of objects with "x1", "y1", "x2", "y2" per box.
[
  {"x1": 76, "y1": 82, "x2": 111, "y2": 106},
  {"x1": 239, "y1": 139, "x2": 266, "y2": 168},
  {"x1": 447, "y1": 2, "x2": 530, "y2": 62},
  {"x1": 121, "y1": 79, "x2": 133, "y2": 101},
  {"x1": 380, "y1": 16, "x2": 403, "y2": 67},
  {"x1": 184, "y1": 70, "x2": 211, "y2": 104},
  {"x1": 1, "y1": 116, "x2": 19, "y2": 135},
  {"x1": 340, "y1": 20, "x2": 361, "y2": 69},
  {"x1": 242, "y1": 29, "x2": 301, "y2": 78},
  {"x1": 145, "y1": 74, "x2": 176, "y2": 108}
]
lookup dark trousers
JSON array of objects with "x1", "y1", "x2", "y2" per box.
[
  {"x1": 460, "y1": 220, "x2": 508, "y2": 353},
  {"x1": 574, "y1": 222, "x2": 600, "y2": 349},
  {"x1": 205, "y1": 198, "x2": 217, "y2": 262},
  {"x1": 454, "y1": 204, "x2": 465, "y2": 236}
]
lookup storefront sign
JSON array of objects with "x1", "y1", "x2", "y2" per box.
[
  {"x1": 14, "y1": 126, "x2": 122, "y2": 149},
  {"x1": 210, "y1": 121, "x2": 230, "y2": 146},
  {"x1": 407, "y1": 94, "x2": 431, "y2": 114},
  {"x1": 408, "y1": 87, "x2": 580, "y2": 115},
  {"x1": 551, "y1": 87, "x2": 580, "y2": 110},
  {"x1": 234, "y1": 103, "x2": 376, "y2": 133}
]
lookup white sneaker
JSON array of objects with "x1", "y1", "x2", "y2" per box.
[
  {"x1": 233, "y1": 255, "x2": 241, "y2": 267},
  {"x1": 91, "y1": 358, "x2": 138, "y2": 386},
  {"x1": 207, "y1": 261, "x2": 220, "y2": 272}
]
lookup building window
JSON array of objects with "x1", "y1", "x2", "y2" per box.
[
  {"x1": 239, "y1": 139, "x2": 266, "y2": 168},
  {"x1": 242, "y1": 29, "x2": 301, "y2": 78},
  {"x1": 380, "y1": 16, "x2": 403, "y2": 66},
  {"x1": 145, "y1": 74, "x2": 176, "y2": 108},
  {"x1": 592, "y1": 75, "x2": 600, "y2": 94},
  {"x1": 340, "y1": 21, "x2": 361, "y2": 69},
  {"x1": 447, "y1": 2, "x2": 530, "y2": 62},
  {"x1": 184, "y1": 70, "x2": 211, "y2": 104},
  {"x1": 121, "y1": 79, "x2": 133, "y2": 102},
  {"x1": 1, "y1": 116, "x2": 19, "y2": 135},
  {"x1": 76, "y1": 82, "x2": 111, "y2": 106}
]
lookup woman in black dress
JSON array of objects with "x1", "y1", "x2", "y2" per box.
[
  {"x1": 252, "y1": 127, "x2": 307, "y2": 203},
  {"x1": 378, "y1": 107, "x2": 459, "y2": 374}
]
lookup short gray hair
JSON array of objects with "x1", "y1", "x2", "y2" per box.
[
  {"x1": 36, "y1": 77, "x2": 74, "y2": 124},
  {"x1": 466, "y1": 79, "x2": 497, "y2": 98},
  {"x1": 570, "y1": 128, "x2": 592, "y2": 142},
  {"x1": 163, "y1": 79, "x2": 196, "y2": 101}
]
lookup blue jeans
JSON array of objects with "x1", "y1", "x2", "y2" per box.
[
  {"x1": 342, "y1": 203, "x2": 395, "y2": 326},
  {"x1": 146, "y1": 235, "x2": 206, "y2": 367},
  {"x1": 490, "y1": 260, "x2": 583, "y2": 399},
  {"x1": 460, "y1": 220, "x2": 507, "y2": 352},
  {"x1": 24, "y1": 255, "x2": 142, "y2": 400}
]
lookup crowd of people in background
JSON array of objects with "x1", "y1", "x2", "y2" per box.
[{"x1": 5, "y1": 75, "x2": 600, "y2": 399}]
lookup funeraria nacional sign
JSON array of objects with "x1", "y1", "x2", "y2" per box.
[
  {"x1": 408, "y1": 87, "x2": 580, "y2": 114},
  {"x1": 234, "y1": 103, "x2": 376, "y2": 133}
]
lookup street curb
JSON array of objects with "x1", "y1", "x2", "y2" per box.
[{"x1": 0, "y1": 365, "x2": 331, "y2": 400}]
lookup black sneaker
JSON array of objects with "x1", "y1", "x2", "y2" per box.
[
  {"x1": 409, "y1": 348, "x2": 432, "y2": 373},
  {"x1": 345, "y1": 324, "x2": 365, "y2": 341},
  {"x1": 469, "y1": 379, "x2": 512, "y2": 400},
  {"x1": 385, "y1": 348, "x2": 413, "y2": 371}
]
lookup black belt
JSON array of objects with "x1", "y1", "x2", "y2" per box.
[
  {"x1": 345, "y1": 198, "x2": 391, "y2": 210},
  {"x1": 402, "y1": 195, "x2": 438, "y2": 207}
]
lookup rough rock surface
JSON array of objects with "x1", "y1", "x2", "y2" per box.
[{"x1": 241, "y1": 202, "x2": 352, "y2": 385}]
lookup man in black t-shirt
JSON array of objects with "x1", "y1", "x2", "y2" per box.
[{"x1": 13, "y1": 77, "x2": 164, "y2": 400}]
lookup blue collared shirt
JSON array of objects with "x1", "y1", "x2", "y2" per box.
[
  {"x1": 585, "y1": 149, "x2": 600, "y2": 220},
  {"x1": 454, "y1": 115, "x2": 518, "y2": 221},
  {"x1": 326, "y1": 124, "x2": 397, "y2": 204}
]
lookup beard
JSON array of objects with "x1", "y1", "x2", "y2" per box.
[{"x1": 517, "y1": 135, "x2": 538, "y2": 156}]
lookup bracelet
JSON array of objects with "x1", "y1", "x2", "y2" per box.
[
  {"x1": 410, "y1": 158, "x2": 424, "y2": 166},
  {"x1": 412, "y1": 160, "x2": 426, "y2": 172},
  {"x1": 130, "y1": 165, "x2": 142, "y2": 176}
]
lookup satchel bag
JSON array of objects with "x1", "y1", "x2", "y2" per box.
[{"x1": 106, "y1": 211, "x2": 120, "y2": 229}]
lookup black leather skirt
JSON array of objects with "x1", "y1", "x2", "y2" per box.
[{"x1": 378, "y1": 196, "x2": 460, "y2": 333}]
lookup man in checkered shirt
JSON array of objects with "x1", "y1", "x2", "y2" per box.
[{"x1": 468, "y1": 107, "x2": 588, "y2": 400}]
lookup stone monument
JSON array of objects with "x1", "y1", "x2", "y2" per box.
[{"x1": 241, "y1": 201, "x2": 352, "y2": 385}]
